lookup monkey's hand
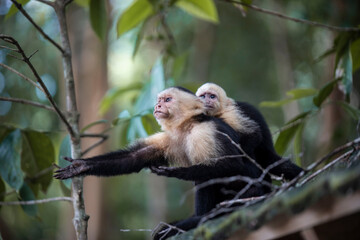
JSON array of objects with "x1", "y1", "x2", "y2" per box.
[
  {"x1": 150, "y1": 166, "x2": 179, "y2": 177},
  {"x1": 54, "y1": 157, "x2": 90, "y2": 180}
]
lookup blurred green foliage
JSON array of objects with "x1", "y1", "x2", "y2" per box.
[{"x1": 0, "y1": 0, "x2": 360, "y2": 239}]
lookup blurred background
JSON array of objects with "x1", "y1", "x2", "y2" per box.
[{"x1": 0, "y1": 0, "x2": 359, "y2": 239}]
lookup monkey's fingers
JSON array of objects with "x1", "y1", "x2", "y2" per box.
[
  {"x1": 54, "y1": 167, "x2": 72, "y2": 179},
  {"x1": 63, "y1": 156, "x2": 74, "y2": 162},
  {"x1": 150, "y1": 166, "x2": 172, "y2": 176}
]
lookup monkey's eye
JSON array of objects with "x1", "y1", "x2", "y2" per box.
[
  {"x1": 199, "y1": 95, "x2": 205, "y2": 99},
  {"x1": 165, "y1": 97, "x2": 172, "y2": 102},
  {"x1": 210, "y1": 94, "x2": 217, "y2": 99}
]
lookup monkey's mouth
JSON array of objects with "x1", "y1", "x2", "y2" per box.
[
  {"x1": 154, "y1": 111, "x2": 168, "y2": 119},
  {"x1": 205, "y1": 104, "x2": 214, "y2": 109}
]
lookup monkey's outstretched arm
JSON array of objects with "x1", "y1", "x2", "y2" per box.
[
  {"x1": 54, "y1": 142, "x2": 168, "y2": 180},
  {"x1": 151, "y1": 158, "x2": 259, "y2": 182}
]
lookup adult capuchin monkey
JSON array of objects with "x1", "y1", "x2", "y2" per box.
[
  {"x1": 194, "y1": 83, "x2": 303, "y2": 180},
  {"x1": 54, "y1": 87, "x2": 271, "y2": 239}
]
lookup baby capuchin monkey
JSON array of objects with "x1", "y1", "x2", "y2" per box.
[
  {"x1": 54, "y1": 87, "x2": 270, "y2": 239},
  {"x1": 195, "y1": 83, "x2": 303, "y2": 180}
]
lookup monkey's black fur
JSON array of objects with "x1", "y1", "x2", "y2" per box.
[
  {"x1": 54, "y1": 87, "x2": 272, "y2": 240},
  {"x1": 235, "y1": 101, "x2": 303, "y2": 180}
]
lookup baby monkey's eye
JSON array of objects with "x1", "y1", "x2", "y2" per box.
[
  {"x1": 165, "y1": 97, "x2": 172, "y2": 102},
  {"x1": 210, "y1": 94, "x2": 217, "y2": 99},
  {"x1": 199, "y1": 95, "x2": 205, "y2": 99}
]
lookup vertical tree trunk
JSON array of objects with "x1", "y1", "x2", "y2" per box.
[
  {"x1": 68, "y1": 8, "x2": 109, "y2": 239},
  {"x1": 54, "y1": 1, "x2": 88, "y2": 239}
]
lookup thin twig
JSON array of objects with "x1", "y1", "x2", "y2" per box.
[
  {"x1": 299, "y1": 149, "x2": 355, "y2": 186},
  {"x1": 218, "y1": 195, "x2": 267, "y2": 206},
  {"x1": 0, "y1": 62, "x2": 44, "y2": 92},
  {"x1": 26, "y1": 165, "x2": 57, "y2": 181},
  {"x1": 80, "y1": 133, "x2": 108, "y2": 138},
  {"x1": 275, "y1": 137, "x2": 360, "y2": 195},
  {"x1": 0, "y1": 197, "x2": 73, "y2": 206},
  {"x1": 152, "y1": 221, "x2": 185, "y2": 240},
  {"x1": 0, "y1": 45, "x2": 19, "y2": 52},
  {"x1": 81, "y1": 136, "x2": 108, "y2": 156},
  {"x1": 222, "y1": 0, "x2": 360, "y2": 32},
  {"x1": 28, "y1": 49, "x2": 39, "y2": 60},
  {"x1": 10, "y1": 0, "x2": 64, "y2": 53},
  {"x1": 64, "y1": 0, "x2": 74, "y2": 7},
  {"x1": 198, "y1": 137, "x2": 360, "y2": 225},
  {"x1": 0, "y1": 35, "x2": 75, "y2": 137},
  {"x1": 0, "y1": 96, "x2": 56, "y2": 112},
  {"x1": 216, "y1": 130, "x2": 283, "y2": 180},
  {"x1": 120, "y1": 229, "x2": 152, "y2": 232}
]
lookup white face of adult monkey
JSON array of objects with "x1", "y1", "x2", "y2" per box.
[
  {"x1": 154, "y1": 87, "x2": 204, "y2": 131},
  {"x1": 195, "y1": 83, "x2": 231, "y2": 116}
]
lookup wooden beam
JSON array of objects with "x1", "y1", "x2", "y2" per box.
[{"x1": 229, "y1": 191, "x2": 360, "y2": 240}]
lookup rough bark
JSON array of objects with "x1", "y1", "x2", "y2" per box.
[{"x1": 54, "y1": 1, "x2": 88, "y2": 239}]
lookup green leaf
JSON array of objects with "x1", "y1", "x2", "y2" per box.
[
  {"x1": 260, "y1": 88, "x2": 317, "y2": 108},
  {"x1": 313, "y1": 79, "x2": 339, "y2": 107},
  {"x1": 336, "y1": 101, "x2": 360, "y2": 120},
  {"x1": 90, "y1": 0, "x2": 108, "y2": 40},
  {"x1": 275, "y1": 112, "x2": 310, "y2": 155},
  {"x1": 81, "y1": 120, "x2": 108, "y2": 133},
  {"x1": 176, "y1": 0, "x2": 219, "y2": 23},
  {"x1": 127, "y1": 117, "x2": 148, "y2": 141},
  {"x1": 99, "y1": 82, "x2": 143, "y2": 114},
  {"x1": 0, "y1": 130, "x2": 23, "y2": 190},
  {"x1": 141, "y1": 114, "x2": 161, "y2": 135},
  {"x1": 275, "y1": 124, "x2": 300, "y2": 156},
  {"x1": 286, "y1": 88, "x2": 317, "y2": 99},
  {"x1": 58, "y1": 135, "x2": 72, "y2": 189},
  {"x1": 118, "y1": 110, "x2": 132, "y2": 119},
  {"x1": 334, "y1": 32, "x2": 352, "y2": 70},
  {"x1": 259, "y1": 99, "x2": 293, "y2": 108},
  {"x1": 341, "y1": 44, "x2": 353, "y2": 99},
  {"x1": 0, "y1": 125, "x2": 14, "y2": 144},
  {"x1": 21, "y1": 130, "x2": 55, "y2": 194},
  {"x1": 132, "y1": 20, "x2": 148, "y2": 58},
  {"x1": 293, "y1": 122, "x2": 305, "y2": 166},
  {"x1": 116, "y1": 0, "x2": 154, "y2": 38},
  {"x1": 75, "y1": 0, "x2": 90, "y2": 7},
  {"x1": 125, "y1": 58, "x2": 165, "y2": 140},
  {"x1": 232, "y1": 0, "x2": 253, "y2": 16},
  {"x1": 5, "y1": 0, "x2": 30, "y2": 20},
  {"x1": 18, "y1": 183, "x2": 38, "y2": 217},
  {"x1": 351, "y1": 38, "x2": 360, "y2": 72},
  {"x1": 315, "y1": 47, "x2": 336, "y2": 63}
]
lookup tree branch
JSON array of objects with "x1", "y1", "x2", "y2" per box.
[
  {"x1": 26, "y1": 165, "x2": 57, "y2": 181},
  {"x1": 0, "y1": 96, "x2": 56, "y2": 112},
  {"x1": 0, "y1": 62, "x2": 44, "y2": 92},
  {"x1": 0, "y1": 34, "x2": 75, "y2": 137},
  {"x1": 299, "y1": 149, "x2": 354, "y2": 186},
  {"x1": 222, "y1": 0, "x2": 360, "y2": 32},
  {"x1": 0, "y1": 197, "x2": 73, "y2": 206},
  {"x1": 80, "y1": 133, "x2": 108, "y2": 138},
  {"x1": 53, "y1": 0, "x2": 88, "y2": 239},
  {"x1": 0, "y1": 45, "x2": 19, "y2": 52},
  {"x1": 10, "y1": 0, "x2": 64, "y2": 53},
  {"x1": 81, "y1": 136, "x2": 108, "y2": 157}
]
